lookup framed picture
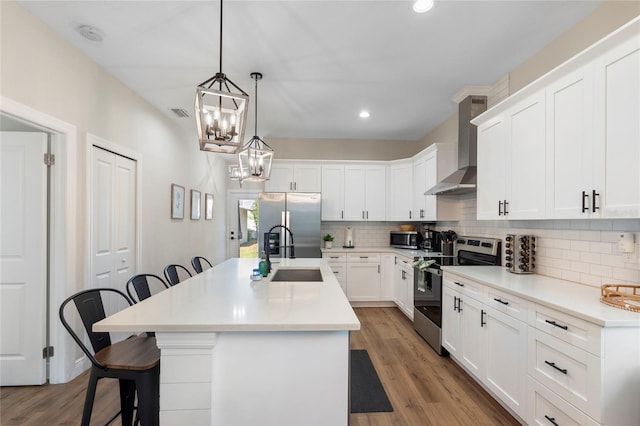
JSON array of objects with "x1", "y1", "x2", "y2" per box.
[
  {"x1": 205, "y1": 193, "x2": 214, "y2": 220},
  {"x1": 191, "y1": 189, "x2": 201, "y2": 220},
  {"x1": 171, "y1": 184, "x2": 185, "y2": 219}
]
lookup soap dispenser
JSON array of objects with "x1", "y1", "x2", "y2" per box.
[{"x1": 259, "y1": 251, "x2": 269, "y2": 277}]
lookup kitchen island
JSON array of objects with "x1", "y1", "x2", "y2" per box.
[{"x1": 94, "y1": 258, "x2": 360, "y2": 425}]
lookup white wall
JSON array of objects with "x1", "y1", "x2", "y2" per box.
[{"x1": 1, "y1": 2, "x2": 227, "y2": 283}]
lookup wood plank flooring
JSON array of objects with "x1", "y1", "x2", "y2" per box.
[
  {"x1": 0, "y1": 307, "x2": 519, "y2": 425},
  {"x1": 349, "y1": 307, "x2": 519, "y2": 426}
]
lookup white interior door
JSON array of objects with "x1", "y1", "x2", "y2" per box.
[
  {"x1": 91, "y1": 147, "x2": 136, "y2": 315},
  {"x1": 0, "y1": 132, "x2": 47, "y2": 386}
]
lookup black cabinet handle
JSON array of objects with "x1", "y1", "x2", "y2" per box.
[
  {"x1": 545, "y1": 320, "x2": 568, "y2": 330},
  {"x1": 453, "y1": 296, "x2": 458, "y2": 311},
  {"x1": 498, "y1": 200, "x2": 503, "y2": 216},
  {"x1": 493, "y1": 298, "x2": 509, "y2": 306},
  {"x1": 503, "y1": 200, "x2": 509, "y2": 215},
  {"x1": 544, "y1": 360, "x2": 568, "y2": 375},
  {"x1": 458, "y1": 298, "x2": 463, "y2": 312},
  {"x1": 592, "y1": 189, "x2": 600, "y2": 213},
  {"x1": 544, "y1": 415, "x2": 559, "y2": 426},
  {"x1": 480, "y1": 310, "x2": 486, "y2": 327},
  {"x1": 581, "y1": 190, "x2": 589, "y2": 213},
  {"x1": 454, "y1": 281, "x2": 464, "y2": 287}
]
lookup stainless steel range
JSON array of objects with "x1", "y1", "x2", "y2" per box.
[{"x1": 413, "y1": 236, "x2": 501, "y2": 355}]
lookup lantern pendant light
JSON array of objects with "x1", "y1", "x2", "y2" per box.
[
  {"x1": 237, "y1": 72, "x2": 274, "y2": 182},
  {"x1": 195, "y1": 0, "x2": 249, "y2": 153}
]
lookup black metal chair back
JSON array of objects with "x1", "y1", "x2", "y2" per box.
[
  {"x1": 164, "y1": 264, "x2": 193, "y2": 286},
  {"x1": 191, "y1": 256, "x2": 213, "y2": 274},
  {"x1": 126, "y1": 273, "x2": 169, "y2": 303},
  {"x1": 59, "y1": 288, "x2": 160, "y2": 425}
]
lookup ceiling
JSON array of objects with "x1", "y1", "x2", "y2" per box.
[{"x1": 17, "y1": 0, "x2": 602, "y2": 142}]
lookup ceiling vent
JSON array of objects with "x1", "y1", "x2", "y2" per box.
[{"x1": 171, "y1": 108, "x2": 191, "y2": 118}]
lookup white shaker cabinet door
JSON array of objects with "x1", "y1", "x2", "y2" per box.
[
  {"x1": 545, "y1": 66, "x2": 595, "y2": 219},
  {"x1": 506, "y1": 90, "x2": 546, "y2": 219},
  {"x1": 477, "y1": 114, "x2": 507, "y2": 220},
  {"x1": 594, "y1": 35, "x2": 640, "y2": 218},
  {"x1": 364, "y1": 166, "x2": 387, "y2": 221},
  {"x1": 321, "y1": 164, "x2": 345, "y2": 220}
]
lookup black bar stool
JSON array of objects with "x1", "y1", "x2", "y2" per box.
[{"x1": 191, "y1": 256, "x2": 213, "y2": 274}]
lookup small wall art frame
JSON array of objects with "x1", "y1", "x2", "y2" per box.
[
  {"x1": 171, "y1": 184, "x2": 185, "y2": 219},
  {"x1": 191, "y1": 189, "x2": 201, "y2": 220},
  {"x1": 205, "y1": 193, "x2": 214, "y2": 220}
]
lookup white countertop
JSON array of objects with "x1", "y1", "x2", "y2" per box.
[
  {"x1": 94, "y1": 258, "x2": 360, "y2": 333},
  {"x1": 322, "y1": 247, "x2": 453, "y2": 259},
  {"x1": 442, "y1": 266, "x2": 640, "y2": 327}
]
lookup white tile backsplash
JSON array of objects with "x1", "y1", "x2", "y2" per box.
[{"x1": 322, "y1": 196, "x2": 640, "y2": 288}]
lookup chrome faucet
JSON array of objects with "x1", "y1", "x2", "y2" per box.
[{"x1": 264, "y1": 225, "x2": 296, "y2": 273}]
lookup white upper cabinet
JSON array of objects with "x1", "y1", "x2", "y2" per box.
[
  {"x1": 506, "y1": 90, "x2": 546, "y2": 219},
  {"x1": 477, "y1": 91, "x2": 546, "y2": 220},
  {"x1": 545, "y1": 66, "x2": 595, "y2": 218},
  {"x1": 265, "y1": 161, "x2": 321, "y2": 192},
  {"x1": 420, "y1": 144, "x2": 460, "y2": 221},
  {"x1": 321, "y1": 164, "x2": 345, "y2": 220},
  {"x1": 344, "y1": 164, "x2": 386, "y2": 221},
  {"x1": 476, "y1": 18, "x2": 639, "y2": 220},
  {"x1": 387, "y1": 160, "x2": 414, "y2": 221},
  {"x1": 323, "y1": 163, "x2": 386, "y2": 221},
  {"x1": 593, "y1": 35, "x2": 640, "y2": 218}
]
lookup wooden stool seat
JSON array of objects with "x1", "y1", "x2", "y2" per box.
[{"x1": 95, "y1": 336, "x2": 160, "y2": 371}]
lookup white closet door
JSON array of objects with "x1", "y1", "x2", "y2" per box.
[
  {"x1": 91, "y1": 147, "x2": 136, "y2": 316},
  {"x1": 0, "y1": 132, "x2": 47, "y2": 386}
]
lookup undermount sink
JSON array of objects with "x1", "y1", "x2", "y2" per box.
[{"x1": 271, "y1": 268, "x2": 323, "y2": 282}]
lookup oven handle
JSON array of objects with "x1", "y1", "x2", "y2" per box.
[{"x1": 419, "y1": 267, "x2": 441, "y2": 276}]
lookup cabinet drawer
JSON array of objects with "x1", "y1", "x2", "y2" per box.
[
  {"x1": 529, "y1": 304, "x2": 599, "y2": 353},
  {"x1": 485, "y1": 287, "x2": 529, "y2": 322},
  {"x1": 347, "y1": 253, "x2": 381, "y2": 263},
  {"x1": 528, "y1": 328, "x2": 601, "y2": 418},
  {"x1": 323, "y1": 253, "x2": 347, "y2": 263},
  {"x1": 527, "y1": 377, "x2": 598, "y2": 426},
  {"x1": 446, "y1": 274, "x2": 483, "y2": 300}
]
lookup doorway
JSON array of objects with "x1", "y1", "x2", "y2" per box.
[
  {"x1": 0, "y1": 99, "x2": 77, "y2": 385},
  {"x1": 227, "y1": 191, "x2": 260, "y2": 259}
]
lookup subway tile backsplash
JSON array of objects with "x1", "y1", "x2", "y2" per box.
[{"x1": 322, "y1": 194, "x2": 640, "y2": 288}]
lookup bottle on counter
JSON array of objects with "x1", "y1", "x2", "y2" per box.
[{"x1": 259, "y1": 251, "x2": 269, "y2": 277}]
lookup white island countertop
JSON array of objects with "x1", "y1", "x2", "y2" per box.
[
  {"x1": 442, "y1": 265, "x2": 640, "y2": 327},
  {"x1": 94, "y1": 258, "x2": 360, "y2": 333}
]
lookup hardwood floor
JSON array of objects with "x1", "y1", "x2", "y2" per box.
[
  {"x1": 349, "y1": 307, "x2": 519, "y2": 426},
  {"x1": 0, "y1": 307, "x2": 519, "y2": 425}
]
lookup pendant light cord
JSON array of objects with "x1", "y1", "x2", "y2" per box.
[
  {"x1": 254, "y1": 76, "x2": 258, "y2": 137},
  {"x1": 219, "y1": 0, "x2": 223, "y2": 86}
]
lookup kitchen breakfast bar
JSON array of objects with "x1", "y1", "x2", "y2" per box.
[{"x1": 94, "y1": 258, "x2": 360, "y2": 425}]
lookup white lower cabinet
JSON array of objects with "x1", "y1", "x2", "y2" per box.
[
  {"x1": 393, "y1": 255, "x2": 413, "y2": 319},
  {"x1": 484, "y1": 305, "x2": 527, "y2": 417},
  {"x1": 323, "y1": 253, "x2": 347, "y2": 294},
  {"x1": 444, "y1": 270, "x2": 640, "y2": 426},
  {"x1": 527, "y1": 378, "x2": 598, "y2": 426},
  {"x1": 443, "y1": 273, "x2": 528, "y2": 420}
]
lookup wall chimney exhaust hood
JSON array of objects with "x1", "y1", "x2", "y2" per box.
[{"x1": 425, "y1": 92, "x2": 487, "y2": 196}]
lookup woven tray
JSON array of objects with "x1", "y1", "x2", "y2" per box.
[{"x1": 601, "y1": 284, "x2": 640, "y2": 313}]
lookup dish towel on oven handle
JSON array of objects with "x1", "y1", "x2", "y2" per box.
[{"x1": 412, "y1": 257, "x2": 436, "y2": 292}]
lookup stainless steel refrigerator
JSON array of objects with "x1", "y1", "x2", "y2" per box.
[{"x1": 258, "y1": 192, "x2": 322, "y2": 259}]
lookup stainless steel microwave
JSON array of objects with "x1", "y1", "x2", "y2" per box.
[{"x1": 390, "y1": 231, "x2": 423, "y2": 249}]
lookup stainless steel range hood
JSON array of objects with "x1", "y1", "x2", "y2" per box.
[{"x1": 425, "y1": 95, "x2": 487, "y2": 195}]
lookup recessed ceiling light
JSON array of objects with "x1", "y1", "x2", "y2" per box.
[
  {"x1": 413, "y1": 0, "x2": 436, "y2": 14},
  {"x1": 359, "y1": 111, "x2": 370, "y2": 119},
  {"x1": 73, "y1": 24, "x2": 104, "y2": 42}
]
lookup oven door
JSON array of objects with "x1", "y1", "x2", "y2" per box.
[{"x1": 414, "y1": 266, "x2": 442, "y2": 327}]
